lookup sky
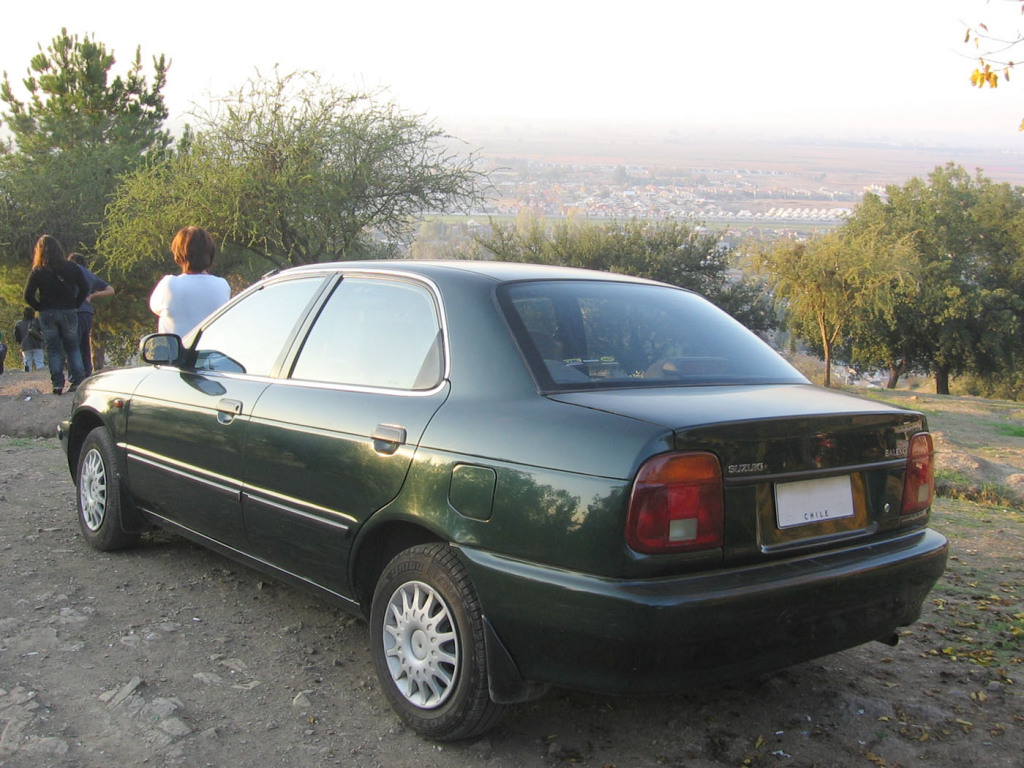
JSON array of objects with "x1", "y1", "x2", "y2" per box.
[{"x1": 2, "y1": 0, "x2": 1024, "y2": 148}]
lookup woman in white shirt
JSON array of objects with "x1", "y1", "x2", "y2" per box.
[{"x1": 149, "y1": 226, "x2": 231, "y2": 337}]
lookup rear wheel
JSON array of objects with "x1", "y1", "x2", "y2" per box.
[
  {"x1": 76, "y1": 426, "x2": 138, "y2": 551},
  {"x1": 369, "y1": 543, "x2": 506, "y2": 740}
]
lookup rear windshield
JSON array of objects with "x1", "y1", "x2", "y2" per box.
[{"x1": 498, "y1": 280, "x2": 807, "y2": 391}]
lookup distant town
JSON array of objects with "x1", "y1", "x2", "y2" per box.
[
  {"x1": 447, "y1": 123, "x2": 1024, "y2": 239},
  {"x1": 481, "y1": 159, "x2": 857, "y2": 228}
]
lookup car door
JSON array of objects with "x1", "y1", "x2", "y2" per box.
[
  {"x1": 124, "y1": 275, "x2": 328, "y2": 547},
  {"x1": 241, "y1": 275, "x2": 448, "y2": 596}
]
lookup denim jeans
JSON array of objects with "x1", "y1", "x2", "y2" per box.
[
  {"x1": 22, "y1": 349, "x2": 45, "y2": 371},
  {"x1": 38, "y1": 308, "x2": 85, "y2": 391},
  {"x1": 77, "y1": 310, "x2": 95, "y2": 377}
]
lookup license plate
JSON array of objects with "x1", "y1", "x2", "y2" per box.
[{"x1": 775, "y1": 475, "x2": 854, "y2": 529}]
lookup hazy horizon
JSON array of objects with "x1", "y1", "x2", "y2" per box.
[{"x1": 4, "y1": 0, "x2": 1024, "y2": 153}]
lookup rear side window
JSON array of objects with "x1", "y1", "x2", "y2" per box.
[
  {"x1": 499, "y1": 280, "x2": 805, "y2": 391},
  {"x1": 291, "y1": 277, "x2": 443, "y2": 390}
]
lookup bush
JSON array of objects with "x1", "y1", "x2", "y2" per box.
[{"x1": 953, "y1": 370, "x2": 1024, "y2": 402}]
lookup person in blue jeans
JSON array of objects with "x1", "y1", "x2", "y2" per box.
[
  {"x1": 23, "y1": 235, "x2": 89, "y2": 395},
  {"x1": 69, "y1": 253, "x2": 114, "y2": 376}
]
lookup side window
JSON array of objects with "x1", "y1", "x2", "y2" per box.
[
  {"x1": 291, "y1": 277, "x2": 443, "y2": 390},
  {"x1": 193, "y1": 277, "x2": 325, "y2": 377}
]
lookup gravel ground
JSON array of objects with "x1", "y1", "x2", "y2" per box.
[{"x1": 1, "y1": 370, "x2": 1022, "y2": 767}]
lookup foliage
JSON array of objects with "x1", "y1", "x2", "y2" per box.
[
  {"x1": 0, "y1": 29, "x2": 171, "y2": 362},
  {"x1": 0, "y1": 29, "x2": 170, "y2": 263},
  {"x1": 98, "y1": 69, "x2": 485, "y2": 278},
  {"x1": 0, "y1": 265, "x2": 26, "y2": 347},
  {"x1": 470, "y1": 214, "x2": 776, "y2": 334},
  {"x1": 953, "y1": 368, "x2": 1024, "y2": 402},
  {"x1": 749, "y1": 226, "x2": 910, "y2": 387},
  {"x1": 839, "y1": 164, "x2": 1024, "y2": 394}
]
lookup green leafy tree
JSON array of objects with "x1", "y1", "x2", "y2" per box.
[
  {"x1": 0, "y1": 29, "x2": 171, "y2": 367},
  {"x1": 0, "y1": 29, "x2": 170, "y2": 261},
  {"x1": 99, "y1": 69, "x2": 484, "y2": 276},
  {"x1": 839, "y1": 193, "x2": 923, "y2": 388},
  {"x1": 473, "y1": 214, "x2": 775, "y2": 334},
  {"x1": 839, "y1": 164, "x2": 1024, "y2": 394},
  {"x1": 751, "y1": 227, "x2": 911, "y2": 388}
]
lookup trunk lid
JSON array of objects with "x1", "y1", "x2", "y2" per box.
[{"x1": 550, "y1": 384, "x2": 928, "y2": 563}]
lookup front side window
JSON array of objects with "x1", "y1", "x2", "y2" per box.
[
  {"x1": 500, "y1": 280, "x2": 806, "y2": 391},
  {"x1": 192, "y1": 277, "x2": 325, "y2": 377},
  {"x1": 290, "y1": 277, "x2": 443, "y2": 390}
]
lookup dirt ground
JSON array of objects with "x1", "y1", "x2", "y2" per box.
[{"x1": 1, "y1": 368, "x2": 1022, "y2": 767}]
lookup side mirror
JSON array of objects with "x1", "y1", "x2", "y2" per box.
[{"x1": 140, "y1": 333, "x2": 184, "y2": 366}]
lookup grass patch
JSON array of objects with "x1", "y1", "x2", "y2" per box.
[
  {"x1": 934, "y1": 470, "x2": 1021, "y2": 510},
  {"x1": 993, "y1": 423, "x2": 1024, "y2": 438}
]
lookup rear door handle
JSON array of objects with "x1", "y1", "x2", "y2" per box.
[{"x1": 372, "y1": 424, "x2": 407, "y2": 455}]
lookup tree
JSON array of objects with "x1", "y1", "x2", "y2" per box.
[
  {"x1": 0, "y1": 29, "x2": 170, "y2": 261},
  {"x1": 99, "y1": 69, "x2": 484, "y2": 276},
  {"x1": 838, "y1": 193, "x2": 923, "y2": 389},
  {"x1": 751, "y1": 228, "x2": 910, "y2": 388},
  {"x1": 473, "y1": 214, "x2": 776, "y2": 335},
  {"x1": 839, "y1": 164, "x2": 1024, "y2": 394}
]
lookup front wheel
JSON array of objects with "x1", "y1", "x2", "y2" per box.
[
  {"x1": 76, "y1": 426, "x2": 138, "y2": 551},
  {"x1": 369, "y1": 543, "x2": 506, "y2": 740}
]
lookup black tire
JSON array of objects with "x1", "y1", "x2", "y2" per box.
[
  {"x1": 369, "y1": 543, "x2": 507, "y2": 741},
  {"x1": 75, "y1": 426, "x2": 139, "y2": 551}
]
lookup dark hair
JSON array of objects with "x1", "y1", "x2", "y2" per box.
[
  {"x1": 23, "y1": 306, "x2": 36, "y2": 320},
  {"x1": 31, "y1": 235, "x2": 66, "y2": 270},
  {"x1": 170, "y1": 226, "x2": 217, "y2": 273},
  {"x1": 69, "y1": 252, "x2": 87, "y2": 266}
]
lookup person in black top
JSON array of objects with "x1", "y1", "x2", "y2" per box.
[{"x1": 23, "y1": 235, "x2": 89, "y2": 394}]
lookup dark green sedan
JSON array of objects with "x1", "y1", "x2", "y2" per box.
[{"x1": 59, "y1": 261, "x2": 948, "y2": 740}]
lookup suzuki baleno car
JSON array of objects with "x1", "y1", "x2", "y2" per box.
[{"x1": 59, "y1": 260, "x2": 947, "y2": 740}]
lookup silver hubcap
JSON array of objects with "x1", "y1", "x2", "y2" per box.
[
  {"x1": 79, "y1": 448, "x2": 107, "y2": 532},
  {"x1": 382, "y1": 580, "x2": 459, "y2": 708}
]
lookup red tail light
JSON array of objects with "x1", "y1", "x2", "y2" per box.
[
  {"x1": 900, "y1": 432, "x2": 934, "y2": 516},
  {"x1": 626, "y1": 452, "x2": 724, "y2": 554}
]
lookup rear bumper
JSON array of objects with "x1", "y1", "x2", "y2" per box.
[{"x1": 459, "y1": 527, "x2": 948, "y2": 695}]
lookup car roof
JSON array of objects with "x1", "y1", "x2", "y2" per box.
[{"x1": 279, "y1": 259, "x2": 661, "y2": 286}]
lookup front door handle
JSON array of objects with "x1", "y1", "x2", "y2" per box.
[
  {"x1": 216, "y1": 398, "x2": 243, "y2": 425},
  {"x1": 372, "y1": 424, "x2": 407, "y2": 455}
]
